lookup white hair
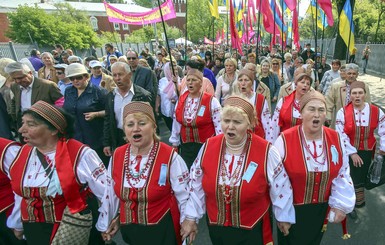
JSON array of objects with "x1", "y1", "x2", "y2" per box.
[{"x1": 4, "y1": 62, "x2": 31, "y2": 75}]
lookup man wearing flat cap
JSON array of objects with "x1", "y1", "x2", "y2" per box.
[{"x1": 5, "y1": 62, "x2": 63, "y2": 133}]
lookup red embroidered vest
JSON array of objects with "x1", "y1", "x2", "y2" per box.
[
  {"x1": 279, "y1": 92, "x2": 302, "y2": 132},
  {"x1": 201, "y1": 133, "x2": 271, "y2": 229},
  {"x1": 10, "y1": 140, "x2": 86, "y2": 223},
  {"x1": 0, "y1": 138, "x2": 19, "y2": 213},
  {"x1": 282, "y1": 126, "x2": 342, "y2": 205},
  {"x1": 112, "y1": 142, "x2": 179, "y2": 225},
  {"x1": 253, "y1": 93, "x2": 266, "y2": 138},
  {"x1": 175, "y1": 91, "x2": 215, "y2": 143},
  {"x1": 344, "y1": 103, "x2": 379, "y2": 151}
]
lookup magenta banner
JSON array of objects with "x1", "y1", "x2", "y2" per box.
[{"x1": 104, "y1": 0, "x2": 177, "y2": 25}]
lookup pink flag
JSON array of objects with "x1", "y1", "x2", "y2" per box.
[
  {"x1": 256, "y1": 0, "x2": 279, "y2": 34},
  {"x1": 284, "y1": 0, "x2": 297, "y2": 11},
  {"x1": 318, "y1": 0, "x2": 334, "y2": 26},
  {"x1": 292, "y1": 8, "x2": 300, "y2": 50}
]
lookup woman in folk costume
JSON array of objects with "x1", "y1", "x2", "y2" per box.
[
  {"x1": 170, "y1": 69, "x2": 222, "y2": 169},
  {"x1": 274, "y1": 90, "x2": 355, "y2": 244},
  {"x1": 336, "y1": 81, "x2": 385, "y2": 219},
  {"x1": 271, "y1": 73, "x2": 313, "y2": 143},
  {"x1": 97, "y1": 102, "x2": 190, "y2": 245},
  {"x1": 180, "y1": 96, "x2": 295, "y2": 245},
  {"x1": 234, "y1": 68, "x2": 272, "y2": 141},
  {"x1": 0, "y1": 138, "x2": 24, "y2": 245},
  {"x1": 2, "y1": 101, "x2": 107, "y2": 245}
]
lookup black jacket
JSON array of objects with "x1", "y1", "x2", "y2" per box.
[{"x1": 103, "y1": 85, "x2": 152, "y2": 150}]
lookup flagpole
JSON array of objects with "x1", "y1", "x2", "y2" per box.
[
  {"x1": 213, "y1": 16, "x2": 215, "y2": 58},
  {"x1": 280, "y1": 0, "x2": 284, "y2": 80},
  {"x1": 256, "y1": 0, "x2": 262, "y2": 64},
  {"x1": 157, "y1": 0, "x2": 179, "y2": 97},
  {"x1": 314, "y1": 0, "x2": 318, "y2": 84},
  {"x1": 321, "y1": 13, "x2": 326, "y2": 57},
  {"x1": 184, "y1": 0, "x2": 188, "y2": 62},
  {"x1": 273, "y1": 0, "x2": 276, "y2": 47},
  {"x1": 227, "y1": 8, "x2": 229, "y2": 48},
  {"x1": 346, "y1": 0, "x2": 353, "y2": 62}
]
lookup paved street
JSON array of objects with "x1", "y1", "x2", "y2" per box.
[{"x1": 112, "y1": 71, "x2": 385, "y2": 245}]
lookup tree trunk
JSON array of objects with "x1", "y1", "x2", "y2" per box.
[
  {"x1": 333, "y1": 0, "x2": 355, "y2": 61},
  {"x1": 374, "y1": 7, "x2": 384, "y2": 42}
]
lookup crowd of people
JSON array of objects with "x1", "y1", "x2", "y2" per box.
[{"x1": 0, "y1": 41, "x2": 383, "y2": 245}]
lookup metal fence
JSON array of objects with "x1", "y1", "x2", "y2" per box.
[
  {"x1": 300, "y1": 39, "x2": 385, "y2": 75},
  {"x1": 0, "y1": 41, "x2": 152, "y2": 61}
]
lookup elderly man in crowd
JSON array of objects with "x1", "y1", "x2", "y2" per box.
[
  {"x1": 103, "y1": 61, "x2": 152, "y2": 157},
  {"x1": 326, "y1": 63, "x2": 371, "y2": 128},
  {"x1": 89, "y1": 60, "x2": 115, "y2": 92},
  {"x1": 5, "y1": 62, "x2": 63, "y2": 133},
  {"x1": 126, "y1": 50, "x2": 157, "y2": 105}
]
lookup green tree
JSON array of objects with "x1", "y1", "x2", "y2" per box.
[
  {"x1": 125, "y1": 23, "x2": 182, "y2": 43},
  {"x1": 132, "y1": 0, "x2": 154, "y2": 8},
  {"x1": 6, "y1": 4, "x2": 100, "y2": 49},
  {"x1": 187, "y1": 0, "x2": 224, "y2": 43}
]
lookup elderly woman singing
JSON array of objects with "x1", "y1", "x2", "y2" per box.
[
  {"x1": 181, "y1": 96, "x2": 295, "y2": 245},
  {"x1": 97, "y1": 102, "x2": 191, "y2": 245},
  {"x1": 274, "y1": 90, "x2": 355, "y2": 244},
  {"x1": 2, "y1": 101, "x2": 107, "y2": 245}
]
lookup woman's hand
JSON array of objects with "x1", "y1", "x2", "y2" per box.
[
  {"x1": 180, "y1": 219, "x2": 198, "y2": 245},
  {"x1": 329, "y1": 208, "x2": 346, "y2": 223},
  {"x1": 350, "y1": 153, "x2": 363, "y2": 167},
  {"x1": 272, "y1": 96, "x2": 277, "y2": 103},
  {"x1": 102, "y1": 216, "x2": 120, "y2": 241},
  {"x1": 13, "y1": 229, "x2": 24, "y2": 240},
  {"x1": 84, "y1": 112, "x2": 99, "y2": 121},
  {"x1": 277, "y1": 221, "x2": 291, "y2": 236}
]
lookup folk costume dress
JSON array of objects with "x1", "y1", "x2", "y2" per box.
[
  {"x1": 3, "y1": 139, "x2": 107, "y2": 245},
  {"x1": 336, "y1": 102, "x2": 385, "y2": 207},
  {"x1": 271, "y1": 92, "x2": 302, "y2": 143},
  {"x1": 184, "y1": 133, "x2": 295, "y2": 245},
  {"x1": 96, "y1": 142, "x2": 190, "y2": 245},
  {"x1": 170, "y1": 91, "x2": 222, "y2": 168},
  {"x1": 274, "y1": 125, "x2": 355, "y2": 245},
  {"x1": 0, "y1": 138, "x2": 24, "y2": 245},
  {"x1": 245, "y1": 92, "x2": 272, "y2": 141}
]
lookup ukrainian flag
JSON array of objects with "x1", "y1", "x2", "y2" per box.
[
  {"x1": 208, "y1": 0, "x2": 220, "y2": 19},
  {"x1": 307, "y1": 0, "x2": 328, "y2": 30},
  {"x1": 339, "y1": 0, "x2": 355, "y2": 53}
]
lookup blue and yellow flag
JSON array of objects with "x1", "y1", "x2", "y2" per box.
[
  {"x1": 208, "y1": 0, "x2": 220, "y2": 19},
  {"x1": 339, "y1": 0, "x2": 355, "y2": 53},
  {"x1": 307, "y1": 0, "x2": 328, "y2": 30}
]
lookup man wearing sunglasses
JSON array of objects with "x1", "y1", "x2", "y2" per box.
[
  {"x1": 54, "y1": 63, "x2": 71, "y2": 95},
  {"x1": 126, "y1": 51, "x2": 157, "y2": 105}
]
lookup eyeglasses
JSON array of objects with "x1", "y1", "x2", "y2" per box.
[
  {"x1": 69, "y1": 75, "x2": 84, "y2": 81},
  {"x1": 92, "y1": 67, "x2": 102, "y2": 70},
  {"x1": 127, "y1": 57, "x2": 137, "y2": 60},
  {"x1": 56, "y1": 71, "x2": 64, "y2": 75},
  {"x1": 272, "y1": 63, "x2": 279, "y2": 65}
]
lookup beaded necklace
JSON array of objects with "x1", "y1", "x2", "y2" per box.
[
  {"x1": 123, "y1": 142, "x2": 158, "y2": 192},
  {"x1": 300, "y1": 126, "x2": 326, "y2": 165},
  {"x1": 220, "y1": 133, "x2": 251, "y2": 204}
]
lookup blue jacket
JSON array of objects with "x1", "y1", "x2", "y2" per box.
[{"x1": 63, "y1": 82, "x2": 107, "y2": 149}]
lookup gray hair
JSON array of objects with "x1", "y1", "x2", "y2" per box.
[
  {"x1": 41, "y1": 52, "x2": 54, "y2": 60},
  {"x1": 244, "y1": 63, "x2": 257, "y2": 73},
  {"x1": 345, "y1": 63, "x2": 359, "y2": 72},
  {"x1": 111, "y1": 61, "x2": 131, "y2": 73},
  {"x1": 284, "y1": 52, "x2": 292, "y2": 59},
  {"x1": 4, "y1": 62, "x2": 31, "y2": 75},
  {"x1": 19, "y1": 58, "x2": 36, "y2": 73}
]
